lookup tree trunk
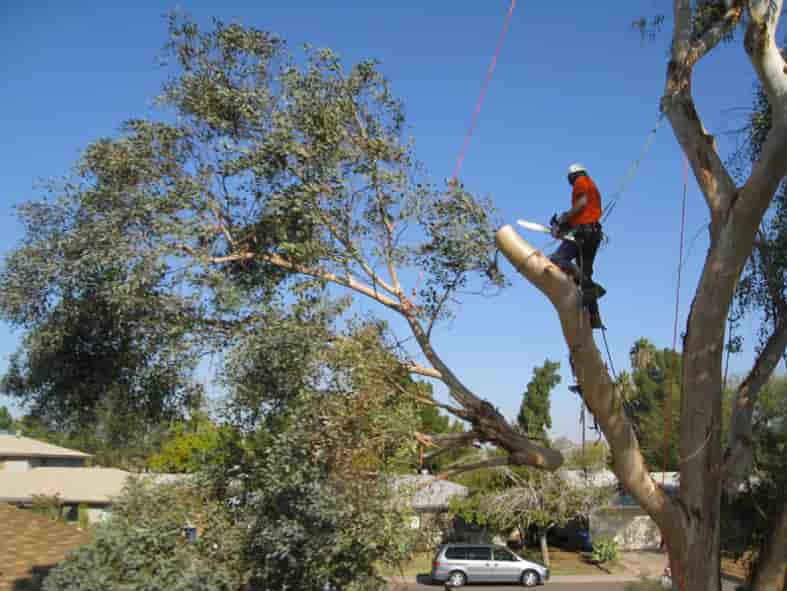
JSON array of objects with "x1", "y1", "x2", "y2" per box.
[
  {"x1": 538, "y1": 528, "x2": 550, "y2": 568},
  {"x1": 750, "y1": 497, "x2": 787, "y2": 591}
]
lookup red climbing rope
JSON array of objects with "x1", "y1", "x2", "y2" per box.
[
  {"x1": 412, "y1": 1, "x2": 517, "y2": 301},
  {"x1": 663, "y1": 157, "x2": 688, "y2": 483},
  {"x1": 451, "y1": 0, "x2": 517, "y2": 181}
]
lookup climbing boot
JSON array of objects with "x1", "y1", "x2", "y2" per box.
[
  {"x1": 589, "y1": 308, "x2": 604, "y2": 330},
  {"x1": 581, "y1": 280, "x2": 606, "y2": 306},
  {"x1": 568, "y1": 385, "x2": 583, "y2": 395}
]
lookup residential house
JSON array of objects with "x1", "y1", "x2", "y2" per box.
[
  {"x1": 560, "y1": 468, "x2": 679, "y2": 550},
  {"x1": 395, "y1": 473, "x2": 468, "y2": 542},
  {"x1": 0, "y1": 433, "x2": 183, "y2": 524},
  {"x1": 0, "y1": 432, "x2": 90, "y2": 471},
  {"x1": 0, "y1": 467, "x2": 132, "y2": 524}
]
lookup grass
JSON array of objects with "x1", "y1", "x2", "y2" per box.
[{"x1": 378, "y1": 546, "x2": 620, "y2": 578}]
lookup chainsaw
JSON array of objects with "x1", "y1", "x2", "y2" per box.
[{"x1": 516, "y1": 215, "x2": 574, "y2": 241}]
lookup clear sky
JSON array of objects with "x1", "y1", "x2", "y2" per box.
[{"x1": 1, "y1": 2, "x2": 780, "y2": 442}]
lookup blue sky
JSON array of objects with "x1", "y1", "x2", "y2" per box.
[{"x1": 0, "y1": 2, "x2": 780, "y2": 442}]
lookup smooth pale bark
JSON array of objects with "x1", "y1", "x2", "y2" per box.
[
  {"x1": 656, "y1": 2, "x2": 787, "y2": 589},
  {"x1": 495, "y1": 226, "x2": 686, "y2": 548}
]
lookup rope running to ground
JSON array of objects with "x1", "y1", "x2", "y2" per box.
[{"x1": 663, "y1": 157, "x2": 689, "y2": 484}]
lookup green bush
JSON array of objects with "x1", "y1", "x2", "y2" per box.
[
  {"x1": 590, "y1": 537, "x2": 620, "y2": 564},
  {"x1": 43, "y1": 479, "x2": 246, "y2": 591},
  {"x1": 77, "y1": 503, "x2": 90, "y2": 530},
  {"x1": 30, "y1": 494, "x2": 63, "y2": 521}
]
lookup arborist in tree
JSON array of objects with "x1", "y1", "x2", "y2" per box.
[{"x1": 549, "y1": 163, "x2": 606, "y2": 329}]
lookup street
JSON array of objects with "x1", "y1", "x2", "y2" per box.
[
  {"x1": 389, "y1": 582, "x2": 630, "y2": 591},
  {"x1": 387, "y1": 574, "x2": 742, "y2": 591}
]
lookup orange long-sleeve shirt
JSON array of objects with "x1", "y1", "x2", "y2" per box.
[{"x1": 569, "y1": 175, "x2": 602, "y2": 226}]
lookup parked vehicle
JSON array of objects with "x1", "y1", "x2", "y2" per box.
[{"x1": 431, "y1": 543, "x2": 549, "y2": 587}]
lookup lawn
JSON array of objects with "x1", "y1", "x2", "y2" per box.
[{"x1": 377, "y1": 547, "x2": 621, "y2": 578}]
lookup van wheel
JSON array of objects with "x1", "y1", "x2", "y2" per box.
[
  {"x1": 521, "y1": 569, "x2": 540, "y2": 587},
  {"x1": 447, "y1": 570, "x2": 467, "y2": 587}
]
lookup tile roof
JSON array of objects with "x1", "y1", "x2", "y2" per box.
[
  {"x1": 0, "y1": 435, "x2": 90, "y2": 459},
  {"x1": 0, "y1": 503, "x2": 89, "y2": 591}
]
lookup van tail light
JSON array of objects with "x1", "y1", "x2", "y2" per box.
[{"x1": 432, "y1": 560, "x2": 440, "y2": 569}]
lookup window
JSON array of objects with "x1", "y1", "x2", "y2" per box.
[
  {"x1": 445, "y1": 547, "x2": 468, "y2": 560},
  {"x1": 493, "y1": 548, "x2": 517, "y2": 561},
  {"x1": 466, "y1": 546, "x2": 491, "y2": 561}
]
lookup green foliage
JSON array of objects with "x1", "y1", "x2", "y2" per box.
[
  {"x1": 566, "y1": 442, "x2": 609, "y2": 471},
  {"x1": 0, "y1": 15, "x2": 506, "y2": 589},
  {"x1": 30, "y1": 494, "x2": 64, "y2": 521},
  {"x1": 517, "y1": 359, "x2": 560, "y2": 442},
  {"x1": 590, "y1": 538, "x2": 620, "y2": 564},
  {"x1": 147, "y1": 412, "x2": 226, "y2": 473},
  {"x1": 43, "y1": 479, "x2": 245, "y2": 591},
  {"x1": 0, "y1": 405, "x2": 14, "y2": 431},
  {"x1": 78, "y1": 503, "x2": 90, "y2": 530},
  {"x1": 621, "y1": 339, "x2": 682, "y2": 470},
  {"x1": 723, "y1": 377, "x2": 787, "y2": 565}
]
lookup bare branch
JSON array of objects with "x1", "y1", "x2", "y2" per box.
[
  {"x1": 404, "y1": 362, "x2": 443, "y2": 380},
  {"x1": 179, "y1": 245, "x2": 405, "y2": 314},
  {"x1": 404, "y1": 312, "x2": 564, "y2": 470},
  {"x1": 722, "y1": 316, "x2": 787, "y2": 492}
]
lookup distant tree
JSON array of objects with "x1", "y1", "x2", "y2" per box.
[
  {"x1": 481, "y1": 469, "x2": 610, "y2": 568},
  {"x1": 566, "y1": 441, "x2": 609, "y2": 472},
  {"x1": 517, "y1": 360, "x2": 560, "y2": 443},
  {"x1": 0, "y1": 406, "x2": 14, "y2": 431},
  {"x1": 147, "y1": 416, "x2": 225, "y2": 474},
  {"x1": 618, "y1": 339, "x2": 682, "y2": 471}
]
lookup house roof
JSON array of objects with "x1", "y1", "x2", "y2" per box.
[
  {"x1": 0, "y1": 503, "x2": 90, "y2": 591},
  {"x1": 0, "y1": 434, "x2": 91, "y2": 459},
  {"x1": 395, "y1": 475, "x2": 468, "y2": 510},
  {"x1": 0, "y1": 468, "x2": 193, "y2": 506},
  {"x1": 0, "y1": 468, "x2": 131, "y2": 505}
]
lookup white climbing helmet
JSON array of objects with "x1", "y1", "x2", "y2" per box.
[{"x1": 567, "y1": 163, "x2": 587, "y2": 175}]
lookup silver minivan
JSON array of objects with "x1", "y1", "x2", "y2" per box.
[{"x1": 431, "y1": 544, "x2": 549, "y2": 587}]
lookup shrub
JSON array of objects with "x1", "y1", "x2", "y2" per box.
[
  {"x1": 77, "y1": 503, "x2": 90, "y2": 530},
  {"x1": 43, "y1": 479, "x2": 246, "y2": 591},
  {"x1": 590, "y1": 537, "x2": 620, "y2": 564},
  {"x1": 30, "y1": 494, "x2": 63, "y2": 521}
]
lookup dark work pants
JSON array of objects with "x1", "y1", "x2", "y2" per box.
[{"x1": 549, "y1": 223, "x2": 602, "y2": 281}]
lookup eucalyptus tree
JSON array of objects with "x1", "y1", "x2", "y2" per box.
[
  {"x1": 0, "y1": 15, "x2": 558, "y2": 472},
  {"x1": 496, "y1": 3, "x2": 787, "y2": 589}
]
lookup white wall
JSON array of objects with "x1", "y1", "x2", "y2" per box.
[
  {"x1": 590, "y1": 508, "x2": 662, "y2": 550},
  {"x1": 0, "y1": 459, "x2": 32, "y2": 472}
]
